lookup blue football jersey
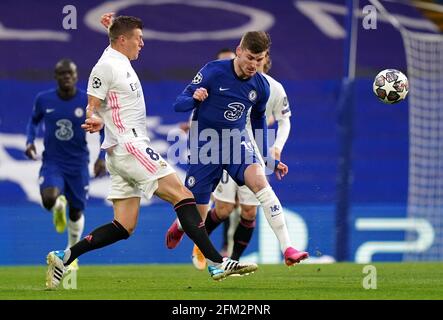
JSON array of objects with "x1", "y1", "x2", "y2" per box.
[
  {"x1": 26, "y1": 88, "x2": 89, "y2": 167},
  {"x1": 174, "y1": 59, "x2": 270, "y2": 142}
]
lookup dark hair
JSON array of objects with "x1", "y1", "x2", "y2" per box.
[
  {"x1": 240, "y1": 31, "x2": 271, "y2": 54},
  {"x1": 216, "y1": 48, "x2": 234, "y2": 59},
  {"x1": 55, "y1": 58, "x2": 77, "y2": 72},
  {"x1": 263, "y1": 51, "x2": 272, "y2": 74},
  {"x1": 109, "y1": 16, "x2": 143, "y2": 42}
]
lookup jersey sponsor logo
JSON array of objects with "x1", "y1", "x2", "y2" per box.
[
  {"x1": 75, "y1": 107, "x2": 84, "y2": 118},
  {"x1": 55, "y1": 119, "x2": 74, "y2": 141},
  {"x1": 191, "y1": 72, "x2": 203, "y2": 84},
  {"x1": 129, "y1": 82, "x2": 139, "y2": 91},
  {"x1": 92, "y1": 76, "x2": 101, "y2": 89},
  {"x1": 187, "y1": 176, "x2": 196, "y2": 187},
  {"x1": 283, "y1": 96, "x2": 288, "y2": 106},
  {"x1": 46, "y1": 108, "x2": 55, "y2": 113},
  {"x1": 248, "y1": 90, "x2": 257, "y2": 102},
  {"x1": 219, "y1": 87, "x2": 230, "y2": 91},
  {"x1": 224, "y1": 102, "x2": 245, "y2": 121}
]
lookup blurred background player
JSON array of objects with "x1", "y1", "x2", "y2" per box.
[
  {"x1": 45, "y1": 15, "x2": 257, "y2": 289},
  {"x1": 192, "y1": 50, "x2": 293, "y2": 269},
  {"x1": 165, "y1": 31, "x2": 308, "y2": 268},
  {"x1": 25, "y1": 59, "x2": 106, "y2": 270}
]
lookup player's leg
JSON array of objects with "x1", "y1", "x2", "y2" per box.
[
  {"x1": 39, "y1": 163, "x2": 67, "y2": 233},
  {"x1": 45, "y1": 197, "x2": 135, "y2": 289},
  {"x1": 46, "y1": 147, "x2": 139, "y2": 289},
  {"x1": 243, "y1": 163, "x2": 308, "y2": 265},
  {"x1": 230, "y1": 185, "x2": 260, "y2": 260},
  {"x1": 62, "y1": 166, "x2": 89, "y2": 270},
  {"x1": 165, "y1": 163, "x2": 221, "y2": 249},
  {"x1": 156, "y1": 173, "x2": 224, "y2": 263},
  {"x1": 191, "y1": 198, "x2": 235, "y2": 270}
]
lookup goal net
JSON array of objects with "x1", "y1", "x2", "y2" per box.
[
  {"x1": 402, "y1": 30, "x2": 443, "y2": 260},
  {"x1": 370, "y1": 0, "x2": 443, "y2": 260}
]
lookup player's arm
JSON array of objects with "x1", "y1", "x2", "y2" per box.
[
  {"x1": 251, "y1": 89, "x2": 288, "y2": 180},
  {"x1": 82, "y1": 95, "x2": 104, "y2": 133},
  {"x1": 270, "y1": 117, "x2": 291, "y2": 161},
  {"x1": 270, "y1": 88, "x2": 292, "y2": 161},
  {"x1": 93, "y1": 129, "x2": 107, "y2": 177},
  {"x1": 84, "y1": 62, "x2": 112, "y2": 133},
  {"x1": 173, "y1": 64, "x2": 212, "y2": 112},
  {"x1": 24, "y1": 95, "x2": 44, "y2": 160}
]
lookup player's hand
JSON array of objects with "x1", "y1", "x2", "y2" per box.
[
  {"x1": 270, "y1": 147, "x2": 281, "y2": 161},
  {"x1": 81, "y1": 116, "x2": 104, "y2": 133},
  {"x1": 94, "y1": 159, "x2": 107, "y2": 178},
  {"x1": 25, "y1": 143, "x2": 37, "y2": 160},
  {"x1": 179, "y1": 121, "x2": 191, "y2": 133},
  {"x1": 275, "y1": 161, "x2": 288, "y2": 180},
  {"x1": 100, "y1": 12, "x2": 115, "y2": 29},
  {"x1": 193, "y1": 87, "x2": 208, "y2": 102}
]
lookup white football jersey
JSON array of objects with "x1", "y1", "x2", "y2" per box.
[
  {"x1": 262, "y1": 73, "x2": 291, "y2": 121},
  {"x1": 87, "y1": 46, "x2": 147, "y2": 149},
  {"x1": 246, "y1": 73, "x2": 291, "y2": 142}
]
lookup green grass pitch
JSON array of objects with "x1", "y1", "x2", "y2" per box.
[{"x1": 0, "y1": 263, "x2": 442, "y2": 300}]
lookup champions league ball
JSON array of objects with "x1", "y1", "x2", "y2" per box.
[{"x1": 373, "y1": 69, "x2": 409, "y2": 104}]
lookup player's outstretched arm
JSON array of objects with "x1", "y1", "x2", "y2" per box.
[{"x1": 82, "y1": 95, "x2": 104, "y2": 133}]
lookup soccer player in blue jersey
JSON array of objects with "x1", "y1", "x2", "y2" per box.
[
  {"x1": 25, "y1": 59, "x2": 106, "y2": 269},
  {"x1": 166, "y1": 32, "x2": 309, "y2": 266}
]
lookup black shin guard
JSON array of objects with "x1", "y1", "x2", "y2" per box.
[
  {"x1": 231, "y1": 217, "x2": 256, "y2": 261},
  {"x1": 65, "y1": 220, "x2": 129, "y2": 265},
  {"x1": 174, "y1": 198, "x2": 223, "y2": 263}
]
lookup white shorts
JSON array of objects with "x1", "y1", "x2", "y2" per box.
[
  {"x1": 213, "y1": 170, "x2": 260, "y2": 206},
  {"x1": 105, "y1": 139, "x2": 175, "y2": 200}
]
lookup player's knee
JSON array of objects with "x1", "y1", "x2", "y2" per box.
[
  {"x1": 41, "y1": 188, "x2": 60, "y2": 210},
  {"x1": 216, "y1": 202, "x2": 235, "y2": 218},
  {"x1": 69, "y1": 206, "x2": 83, "y2": 221},
  {"x1": 241, "y1": 205, "x2": 257, "y2": 220},
  {"x1": 176, "y1": 186, "x2": 194, "y2": 202},
  {"x1": 41, "y1": 195, "x2": 58, "y2": 210}
]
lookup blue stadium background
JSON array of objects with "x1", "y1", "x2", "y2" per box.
[{"x1": 0, "y1": 0, "x2": 433, "y2": 264}]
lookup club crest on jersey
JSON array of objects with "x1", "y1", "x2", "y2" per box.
[
  {"x1": 248, "y1": 90, "x2": 257, "y2": 102},
  {"x1": 187, "y1": 176, "x2": 196, "y2": 187},
  {"x1": 75, "y1": 107, "x2": 84, "y2": 118},
  {"x1": 92, "y1": 77, "x2": 101, "y2": 89},
  {"x1": 192, "y1": 72, "x2": 203, "y2": 84},
  {"x1": 224, "y1": 102, "x2": 245, "y2": 121}
]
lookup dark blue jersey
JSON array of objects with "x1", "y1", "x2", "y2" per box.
[
  {"x1": 174, "y1": 59, "x2": 270, "y2": 155},
  {"x1": 26, "y1": 88, "x2": 89, "y2": 167}
]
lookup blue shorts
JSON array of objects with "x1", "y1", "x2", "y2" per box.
[
  {"x1": 185, "y1": 137, "x2": 259, "y2": 204},
  {"x1": 39, "y1": 162, "x2": 89, "y2": 211}
]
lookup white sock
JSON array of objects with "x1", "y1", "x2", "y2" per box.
[
  {"x1": 66, "y1": 214, "x2": 85, "y2": 249},
  {"x1": 255, "y1": 186, "x2": 292, "y2": 253}
]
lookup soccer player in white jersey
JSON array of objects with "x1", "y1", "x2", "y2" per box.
[
  {"x1": 191, "y1": 51, "x2": 299, "y2": 270},
  {"x1": 44, "y1": 15, "x2": 257, "y2": 289}
]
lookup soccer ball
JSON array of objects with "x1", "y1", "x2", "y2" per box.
[{"x1": 373, "y1": 69, "x2": 409, "y2": 104}]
